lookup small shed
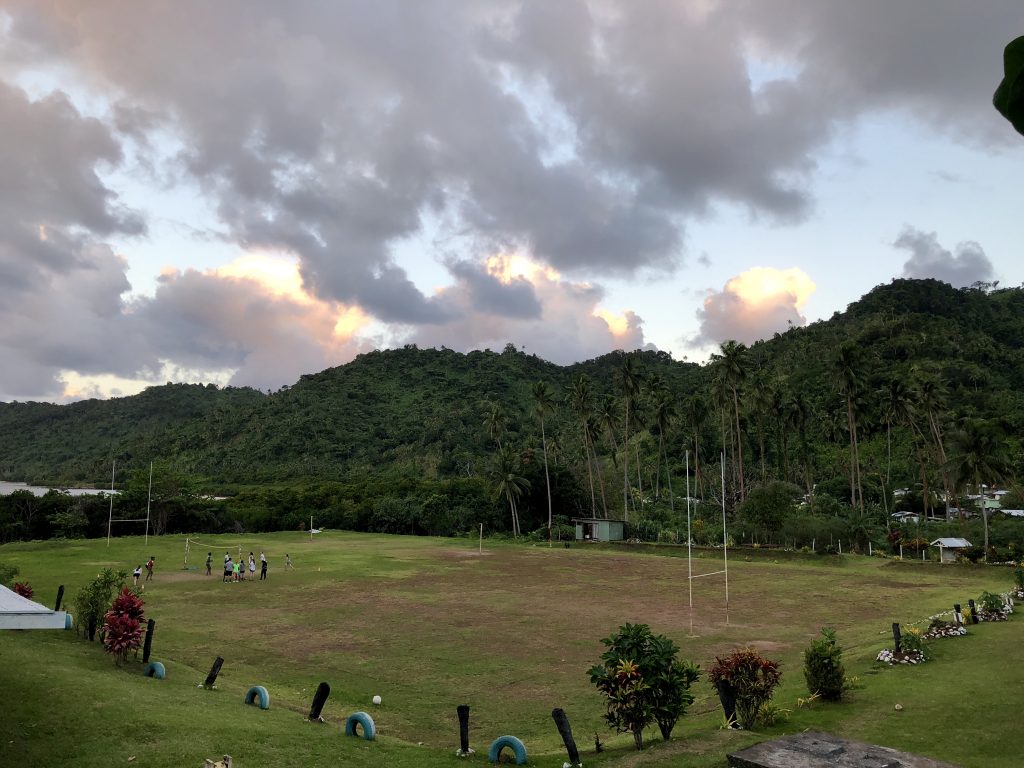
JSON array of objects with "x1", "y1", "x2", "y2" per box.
[
  {"x1": 930, "y1": 537, "x2": 972, "y2": 564},
  {"x1": 0, "y1": 584, "x2": 69, "y2": 630},
  {"x1": 573, "y1": 518, "x2": 625, "y2": 542}
]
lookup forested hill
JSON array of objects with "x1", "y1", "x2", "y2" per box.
[{"x1": 1, "y1": 278, "x2": 1022, "y2": 495}]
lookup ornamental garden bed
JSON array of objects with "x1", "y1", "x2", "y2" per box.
[
  {"x1": 875, "y1": 648, "x2": 926, "y2": 665},
  {"x1": 921, "y1": 621, "x2": 967, "y2": 640}
]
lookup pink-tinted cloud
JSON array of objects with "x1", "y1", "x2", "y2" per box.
[{"x1": 695, "y1": 267, "x2": 816, "y2": 346}]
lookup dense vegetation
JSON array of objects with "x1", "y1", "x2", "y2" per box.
[{"x1": 2, "y1": 278, "x2": 1023, "y2": 550}]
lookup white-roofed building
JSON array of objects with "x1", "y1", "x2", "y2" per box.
[
  {"x1": 0, "y1": 584, "x2": 69, "y2": 630},
  {"x1": 930, "y1": 537, "x2": 972, "y2": 564}
]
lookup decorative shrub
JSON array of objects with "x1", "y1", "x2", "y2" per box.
[
  {"x1": 708, "y1": 648, "x2": 782, "y2": 730},
  {"x1": 802, "y1": 627, "x2": 847, "y2": 701},
  {"x1": 12, "y1": 581, "x2": 34, "y2": 599},
  {"x1": 979, "y1": 591, "x2": 1003, "y2": 614},
  {"x1": 74, "y1": 569, "x2": 128, "y2": 642},
  {"x1": 589, "y1": 623, "x2": 700, "y2": 750},
  {"x1": 902, "y1": 627, "x2": 926, "y2": 654},
  {"x1": 0, "y1": 562, "x2": 19, "y2": 587},
  {"x1": 102, "y1": 587, "x2": 146, "y2": 664}
]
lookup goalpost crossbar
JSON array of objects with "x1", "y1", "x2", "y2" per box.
[{"x1": 688, "y1": 569, "x2": 727, "y2": 580}]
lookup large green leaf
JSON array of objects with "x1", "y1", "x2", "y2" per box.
[{"x1": 994, "y1": 36, "x2": 1024, "y2": 136}]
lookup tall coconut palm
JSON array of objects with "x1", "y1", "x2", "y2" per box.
[
  {"x1": 484, "y1": 402, "x2": 508, "y2": 450},
  {"x1": 711, "y1": 341, "x2": 748, "y2": 501},
  {"x1": 618, "y1": 354, "x2": 642, "y2": 521},
  {"x1": 533, "y1": 380, "x2": 556, "y2": 540},
  {"x1": 680, "y1": 393, "x2": 706, "y2": 500},
  {"x1": 832, "y1": 343, "x2": 865, "y2": 512},
  {"x1": 787, "y1": 391, "x2": 814, "y2": 498},
  {"x1": 916, "y1": 372, "x2": 953, "y2": 518},
  {"x1": 946, "y1": 420, "x2": 1008, "y2": 561},
  {"x1": 568, "y1": 375, "x2": 597, "y2": 517},
  {"x1": 490, "y1": 446, "x2": 530, "y2": 537}
]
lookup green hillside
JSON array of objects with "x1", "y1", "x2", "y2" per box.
[{"x1": 2, "y1": 278, "x2": 1023, "y2": 548}]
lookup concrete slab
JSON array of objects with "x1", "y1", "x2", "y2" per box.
[{"x1": 728, "y1": 731, "x2": 960, "y2": 768}]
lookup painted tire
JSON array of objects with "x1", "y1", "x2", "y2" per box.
[
  {"x1": 488, "y1": 735, "x2": 527, "y2": 765},
  {"x1": 64, "y1": 613, "x2": 73, "y2": 630},
  {"x1": 244, "y1": 685, "x2": 270, "y2": 710},
  {"x1": 344, "y1": 711, "x2": 376, "y2": 741},
  {"x1": 144, "y1": 661, "x2": 166, "y2": 680}
]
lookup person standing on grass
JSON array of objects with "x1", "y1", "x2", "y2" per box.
[
  {"x1": 205, "y1": 552, "x2": 212, "y2": 576},
  {"x1": 145, "y1": 556, "x2": 155, "y2": 581},
  {"x1": 224, "y1": 557, "x2": 233, "y2": 583},
  {"x1": 133, "y1": 565, "x2": 142, "y2": 586},
  {"x1": 284, "y1": 553, "x2": 294, "y2": 570},
  {"x1": 248, "y1": 552, "x2": 256, "y2": 580},
  {"x1": 260, "y1": 552, "x2": 268, "y2": 580},
  {"x1": 233, "y1": 560, "x2": 240, "y2": 582}
]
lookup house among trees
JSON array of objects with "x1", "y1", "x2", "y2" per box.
[
  {"x1": 574, "y1": 518, "x2": 625, "y2": 542},
  {"x1": 930, "y1": 537, "x2": 972, "y2": 564}
]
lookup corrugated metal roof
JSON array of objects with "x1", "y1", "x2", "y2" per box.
[
  {"x1": 0, "y1": 584, "x2": 68, "y2": 629},
  {"x1": 930, "y1": 538, "x2": 972, "y2": 548}
]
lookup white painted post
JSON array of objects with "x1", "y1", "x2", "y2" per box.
[
  {"x1": 479, "y1": 523, "x2": 483, "y2": 554},
  {"x1": 686, "y1": 450, "x2": 693, "y2": 636}
]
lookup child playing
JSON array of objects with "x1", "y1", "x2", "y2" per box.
[{"x1": 133, "y1": 565, "x2": 142, "y2": 586}]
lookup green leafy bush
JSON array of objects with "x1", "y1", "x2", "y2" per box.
[
  {"x1": 979, "y1": 591, "x2": 1004, "y2": 614},
  {"x1": 803, "y1": 627, "x2": 847, "y2": 701},
  {"x1": 708, "y1": 648, "x2": 782, "y2": 730},
  {"x1": 0, "y1": 561, "x2": 18, "y2": 587},
  {"x1": 589, "y1": 623, "x2": 700, "y2": 750},
  {"x1": 73, "y1": 568, "x2": 128, "y2": 641}
]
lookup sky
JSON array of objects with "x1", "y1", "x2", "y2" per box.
[{"x1": 1, "y1": 1, "x2": 1022, "y2": 402}]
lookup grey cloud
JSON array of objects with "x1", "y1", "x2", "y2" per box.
[
  {"x1": 133, "y1": 269, "x2": 366, "y2": 391},
  {"x1": 733, "y1": 0, "x2": 1022, "y2": 143},
  {"x1": 410, "y1": 268, "x2": 648, "y2": 364},
  {"x1": 446, "y1": 260, "x2": 542, "y2": 319},
  {"x1": 895, "y1": 227, "x2": 995, "y2": 288},
  {"x1": 0, "y1": 81, "x2": 150, "y2": 401}
]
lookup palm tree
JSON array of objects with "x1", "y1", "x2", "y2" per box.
[
  {"x1": 568, "y1": 375, "x2": 597, "y2": 517},
  {"x1": 618, "y1": 354, "x2": 642, "y2": 521},
  {"x1": 650, "y1": 382, "x2": 677, "y2": 511},
  {"x1": 680, "y1": 393, "x2": 706, "y2": 500},
  {"x1": 490, "y1": 446, "x2": 530, "y2": 537},
  {"x1": 533, "y1": 380, "x2": 556, "y2": 540},
  {"x1": 484, "y1": 402, "x2": 508, "y2": 450},
  {"x1": 916, "y1": 372, "x2": 954, "y2": 519},
  {"x1": 787, "y1": 391, "x2": 814, "y2": 498},
  {"x1": 880, "y1": 377, "x2": 915, "y2": 487},
  {"x1": 832, "y1": 343, "x2": 865, "y2": 512},
  {"x1": 946, "y1": 420, "x2": 1008, "y2": 561},
  {"x1": 711, "y1": 341, "x2": 748, "y2": 501}
]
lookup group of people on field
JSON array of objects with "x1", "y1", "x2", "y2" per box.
[{"x1": 208, "y1": 549, "x2": 293, "y2": 582}]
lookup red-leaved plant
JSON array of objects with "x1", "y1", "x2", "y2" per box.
[
  {"x1": 102, "y1": 587, "x2": 145, "y2": 665},
  {"x1": 12, "y1": 581, "x2": 34, "y2": 599},
  {"x1": 708, "y1": 648, "x2": 782, "y2": 729}
]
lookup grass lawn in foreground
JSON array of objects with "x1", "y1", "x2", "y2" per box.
[{"x1": 0, "y1": 532, "x2": 1018, "y2": 767}]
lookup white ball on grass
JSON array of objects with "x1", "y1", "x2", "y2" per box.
[{"x1": 372, "y1": 695, "x2": 382, "y2": 706}]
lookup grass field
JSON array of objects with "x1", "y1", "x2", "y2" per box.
[{"x1": 1, "y1": 532, "x2": 1019, "y2": 767}]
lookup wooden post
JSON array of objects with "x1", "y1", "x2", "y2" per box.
[
  {"x1": 551, "y1": 708, "x2": 580, "y2": 767},
  {"x1": 88, "y1": 614, "x2": 98, "y2": 642},
  {"x1": 968, "y1": 599, "x2": 979, "y2": 624},
  {"x1": 203, "y1": 656, "x2": 224, "y2": 688},
  {"x1": 478, "y1": 523, "x2": 483, "y2": 554},
  {"x1": 54, "y1": 585, "x2": 64, "y2": 612},
  {"x1": 142, "y1": 619, "x2": 156, "y2": 663},
  {"x1": 953, "y1": 603, "x2": 963, "y2": 626},
  {"x1": 457, "y1": 704, "x2": 471, "y2": 754},
  {"x1": 891, "y1": 623, "x2": 902, "y2": 653},
  {"x1": 309, "y1": 681, "x2": 330, "y2": 722}
]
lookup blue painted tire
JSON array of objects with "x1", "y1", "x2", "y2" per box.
[
  {"x1": 488, "y1": 735, "x2": 527, "y2": 765},
  {"x1": 144, "y1": 661, "x2": 166, "y2": 680},
  {"x1": 344, "y1": 711, "x2": 376, "y2": 741},
  {"x1": 64, "y1": 613, "x2": 73, "y2": 630},
  {"x1": 244, "y1": 685, "x2": 270, "y2": 710}
]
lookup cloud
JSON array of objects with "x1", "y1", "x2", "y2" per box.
[
  {"x1": 895, "y1": 228, "x2": 995, "y2": 288},
  {"x1": 695, "y1": 267, "x2": 816, "y2": 346},
  {"x1": 134, "y1": 257, "x2": 372, "y2": 392},
  {"x1": 410, "y1": 254, "x2": 648, "y2": 363}
]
